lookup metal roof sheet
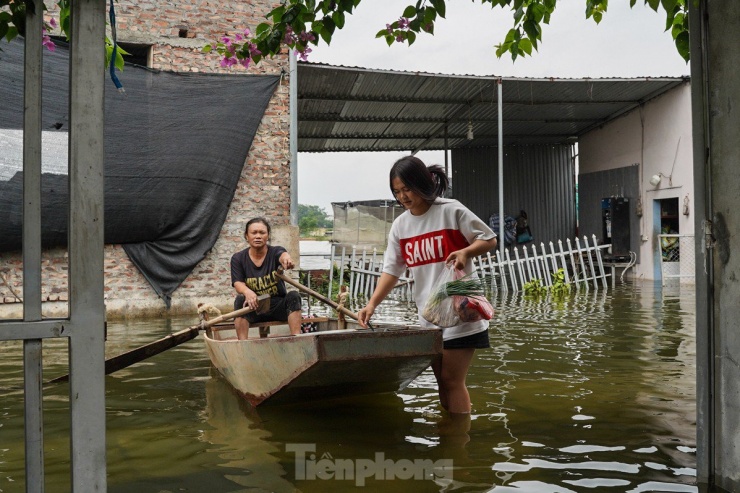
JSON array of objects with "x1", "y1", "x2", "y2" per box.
[{"x1": 297, "y1": 63, "x2": 688, "y2": 152}]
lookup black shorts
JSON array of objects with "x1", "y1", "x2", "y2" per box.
[
  {"x1": 234, "y1": 291, "x2": 301, "y2": 324},
  {"x1": 444, "y1": 329, "x2": 490, "y2": 350}
]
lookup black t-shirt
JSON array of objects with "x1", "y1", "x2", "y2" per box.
[{"x1": 230, "y1": 245, "x2": 288, "y2": 297}]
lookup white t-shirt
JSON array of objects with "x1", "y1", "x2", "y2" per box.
[{"x1": 382, "y1": 198, "x2": 496, "y2": 341}]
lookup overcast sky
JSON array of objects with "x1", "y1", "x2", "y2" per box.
[{"x1": 296, "y1": 0, "x2": 689, "y2": 215}]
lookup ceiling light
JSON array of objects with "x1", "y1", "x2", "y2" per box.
[{"x1": 649, "y1": 174, "x2": 661, "y2": 187}]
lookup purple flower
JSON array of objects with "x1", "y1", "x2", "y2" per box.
[
  {"x1": 398, "y1": 17, "x2": 409, "y2": 29},
  {"x1": 248, "y1": 42, "x2": 261, "y2": 56},
  {"x1": 396, "y1": 34, "x2": 403, "y2": 43},
  {"x1": 299, "y1": 31, "x2": 315, "y2": 43},
  {"x1": 386, "y1": 23, "x2": 393, "y2": 35},
  {"x1": 234, "y1": 33, "x2": 243, "y2": 41},
  {"x1": 243, "y1": 28, "x2": 251, "y2": 37},
  {"x1": 240, "y1": 57, "x2": 251, "y2": 69},
  {"x1": 42, "y1": 35, "x2": 55, "y2": 52},
  {"x1": 49, "y1": 18, "x2": 57, "y2": 29},
  {"x1": 295, "y1": 46, "x2": 312, "y2": 61},
  {"x1": 220, "y1": 56, "x2": 237, "y2": 67}
]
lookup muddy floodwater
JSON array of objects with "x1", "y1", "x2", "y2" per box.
[{"x1": 0, "y1": 282, "x2": 697, "y2": 492}]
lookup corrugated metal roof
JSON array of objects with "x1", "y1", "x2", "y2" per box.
[{"x1": 297, "y1": 63, "x2": 688, "y2": 152}]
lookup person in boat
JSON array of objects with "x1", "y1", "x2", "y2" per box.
[
  {"x1": 231, "y1": 217, "x2": 301, "y2": 340},
  {"x1": 357, "y1": 156, "x2": 497, "y2": 414}
]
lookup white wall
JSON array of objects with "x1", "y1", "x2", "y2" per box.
[{"x1": 579, "y1": 82, "x2": 694, "y2": 281}]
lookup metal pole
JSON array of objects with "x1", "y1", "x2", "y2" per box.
[
  {"x1": 289, "y1": 50, "x2": 298, "y2": 226},
  {"x1": 23, "y1": 3, "x2": 45, "y2": 490},
  {"x1": 68, "y1": 0, "x2": 107, "y2": 488},
  {"x1": 497, "y1": 78, "x2": 505, "y2": 259},
  {"x1": 444, "y1": 125, "x2": 449, "y2": 178}
]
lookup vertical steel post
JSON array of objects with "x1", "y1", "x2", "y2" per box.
[
  {"x1": 289, "y1": 50, "x2": 298, "y2": 226},
  {"x1": 497, "y1": 78, "x2": 504, "y2": 258},
  {"x1": 23, "y1": 3, "x2": 45, "y2": 491},
  {"x1": 68, "y1": 0, "x2": 107, "y2": 489}
]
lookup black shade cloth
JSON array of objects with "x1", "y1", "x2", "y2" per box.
[{"x1": 0, "y1": 39, "x2": 280, "y2": 306}]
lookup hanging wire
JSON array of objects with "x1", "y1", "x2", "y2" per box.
[{"x1": 108, "y1": 0, "x2": 125, "y2": 92}]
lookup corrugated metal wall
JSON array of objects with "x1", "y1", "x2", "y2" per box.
[
  {"x1": 451, "y1": 145, "x2": 576, "y2": 246},
  {"x1": 579, "y1": 165, "x2": 641, "y2": 261}
]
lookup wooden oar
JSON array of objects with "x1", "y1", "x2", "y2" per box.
[
  {"x1": 275, "y1": 269, "x2": 373, "y2": 329},
  {"x1": 46, "y1": 295, "x2": 270, "y2": 384}
]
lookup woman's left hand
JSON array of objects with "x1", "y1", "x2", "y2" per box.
[{"x1": 280, "y1": 253, "x2": 295, "y2": 270}]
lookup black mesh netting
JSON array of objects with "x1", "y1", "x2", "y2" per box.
[{"x1": 0, "y1": 39, "x2": 280, "y2": 306}]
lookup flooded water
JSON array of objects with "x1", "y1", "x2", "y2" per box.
[{"x1": 0, "y1": 282, "x2": 697, "y2": 492}]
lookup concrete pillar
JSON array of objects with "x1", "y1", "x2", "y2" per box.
[{"x1": 692, "y1": 1, "x2": 740, "y2": 491}]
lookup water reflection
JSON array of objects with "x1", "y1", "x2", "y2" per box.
[{"x1": 0, "y1": 282, "x2": 697, "y2": 492}]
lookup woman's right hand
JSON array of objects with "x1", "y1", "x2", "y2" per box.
[{"x1": 358, "y1": 303, "x2": 376, "y2": 328}]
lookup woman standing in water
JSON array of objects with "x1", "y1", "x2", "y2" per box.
[{"x1": 358, "y1": 156, "x2": 497, "y2": 414}]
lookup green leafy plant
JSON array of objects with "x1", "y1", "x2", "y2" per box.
[
  {"x1": 523, "y1": 277, "x2": 548, "y2": 297},
  {"x1": 550, "y1": 268, "x2": 571, "y2": 298},
  {"x1": 523, "y1": 268, "x2": 570, "y2": 299}
]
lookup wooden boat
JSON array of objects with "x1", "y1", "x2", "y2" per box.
[{"x1": 203, "y1": 319, "x2": 442, "y2": 406}]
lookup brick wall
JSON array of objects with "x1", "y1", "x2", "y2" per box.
[{"x1": 0, "y1": 0, "x2": 297, "y2": 320}]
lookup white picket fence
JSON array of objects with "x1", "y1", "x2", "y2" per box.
[{"x1": 327, "y1": 235, "x2": 613, "y2": 299}]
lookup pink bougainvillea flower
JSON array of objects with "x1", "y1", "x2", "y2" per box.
[
  {"x1": 398, "y1": 17, "x2": 410, "y2": 29},
  {"x1": 396, "y1": 34, "x2": 403, "y2": 43},
  {"x1": 243, "y1": 28, "x2": 251, "y2": 37},
  {"x1": 234, "y1": 33, "x2": 244, "y2": 41},
  {"x1": 220, "y1": 56, "x2": 237, "y2": 67},
  {"x1": 296, "y1": 46, "x2": 312, "y2": 61},
  {"x1": 42, "y1": 35, "x2": 55, "y2": 52},
  {"x1": 386, "y1": 23, "x2": 393, "y2": 35},
  {"x1": 49, "y1": 18, "x2": 57, "y2": 28},
  {"x1": 240, "y1": 57, "x2": 251, "y2": 68},
  {"x1": 248, "y1": 42, "x2": 261, "y2": 56},
  {"x1": 299, "y1": 31, "x2": 315, "y2": 43}
]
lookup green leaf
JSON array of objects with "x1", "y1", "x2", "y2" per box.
[
  {"x1": 6, "y1": 25, "x2": 17, "y2": 42},
  {"x1": 282, "y1": 5, "x2": 302, "y2": 24},
  {"x1": 375, "y1": 28, "x2": 388, "y2": 38},
  {"x1": 630, "y1": 0, "x2": 636, "y2": 5},
  {"x1": 332, "y1": 10, "x2": 345, "y2": 29},
  {"x1": 661, "y1": 0, "x2": 678, "y2": 14},
  {"x1": 519, "y1": 37, "x2": 532, "y2": 55},
  {"x1": 503, "y1": 28, "x2": 517, "y2": 43},
  {"x1": 430, "y1": 0, "x2": 446, "y2": 18},
  {"x1": 646, "y1": 0, "x2": 660, "y2": 11},
  {"x1": 424, "y1": 6, "x2": 436, "y2": 24},
  {"x1": 323, "y1": 15, "x2": 335, "y2": 34},
  {"x1": 407, "y1": 30, "x2": 416, "y2": 45},
  {"x1": 201, "y1": 44, "x2": 212, "y2": 53},
  {"x1": 513, "y1": 5, "x2": 524, "y2": 24},
  {"x1": 403, "y1": 5, "x2": 417, "y2": 18},
  {"x1": 593, "y1": 11, "x2": 602, "y2": 23},
  {"x1": 523, "y1": 19, "x2": 539, "y2": 45},
  {"x1": 385, "y1": 34, "x2": 394, "y2": 46},
  {"x1": 256, "y1": 22, "x2": 272, "y2": 38},
  {"x1": 0, "y1": 11, "x2": 10, "y2": 21},
  {"x1": 115, "y1": 51, "x2": 126, "y2": 71},
  {"x1": 341, "y1": 0, "x2": 354, "y2": 14},
  {"x1": 267, "y1": 6, "x2": 286, "y2": 22},
  {"x1": 675, "y1": 30, "x2": 689, "y2": 61}
]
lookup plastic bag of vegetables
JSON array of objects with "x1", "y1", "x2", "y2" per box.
[{"x1": 421, "y1": 264, "x2": 493, "y2": 327}]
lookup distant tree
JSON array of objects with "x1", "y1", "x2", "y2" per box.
[{"x1": 298, "y1": 204, "x2": 332, "y2": 235}]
